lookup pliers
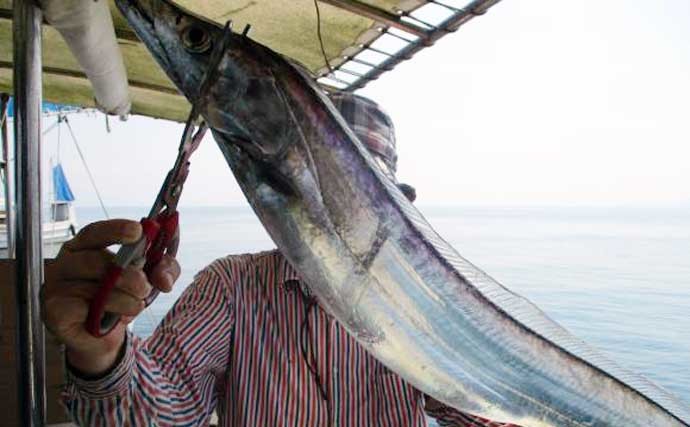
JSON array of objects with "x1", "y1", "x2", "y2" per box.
[{"x1": 86, "y1": 116, "x2": 207, "y2": 337}]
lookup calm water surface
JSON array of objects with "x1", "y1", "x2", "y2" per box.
[{"x1": 77, "y1": 205, "x2": 690, "y2": 404}]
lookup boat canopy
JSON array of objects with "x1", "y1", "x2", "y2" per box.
[{"x1": 0, "y1": 0, "x2": 501, "y2": 122}]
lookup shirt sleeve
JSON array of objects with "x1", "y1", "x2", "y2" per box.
[
  {"x1": 424, "y1": 397, "x2": 524, "y2": 427},
  {"x1": 61, "y1": 263, "x2": 235, "y2": 426}
]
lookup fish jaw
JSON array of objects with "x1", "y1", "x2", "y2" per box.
[{"x1": 116, "y1": 0, "x2": 214, "y2": 101}]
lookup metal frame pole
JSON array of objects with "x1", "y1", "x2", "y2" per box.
[
  {"x1": 1, "y1": 93, "x2": 15, "y2": 257},
  {"x1": 318, "y1": 0, "x2": 430, "y2": 39},
  {"x1": 13, "y1": 0, "x2": 46, "y2": 425}
]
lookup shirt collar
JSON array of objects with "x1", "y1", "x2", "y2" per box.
[{"x1": 275, "y1": 250, "x2": 302, "y2": 285}]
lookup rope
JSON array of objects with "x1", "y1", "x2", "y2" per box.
[
  {"x1": 41, "y1": 118, "x2": 60, "y2": 136},
  {"x1": 62, "y1": 115, "x2": 110, "y2": 219},
  {"x1": 56, "y1": 116, "x2": 62, "y2": 164}
]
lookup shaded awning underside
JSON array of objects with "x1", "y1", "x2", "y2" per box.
[{"x1": 0, "y1": 0, "x2": 501, "y2": 122}]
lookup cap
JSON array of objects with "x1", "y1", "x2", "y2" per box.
[
  {"x1": 329, "y1": 92, "x2": 416, "y2": 202},
  {"x1": 329, "y1": 92, "x2": 398, "y2": 179}
]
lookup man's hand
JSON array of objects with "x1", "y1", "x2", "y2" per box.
[{"x1": 41, "y1": 219, "x2": 181, "y2": 376}]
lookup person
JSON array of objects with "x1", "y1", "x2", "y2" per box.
[{"x1": 42, "y1": 93, "x2": 521, "y2": 427}]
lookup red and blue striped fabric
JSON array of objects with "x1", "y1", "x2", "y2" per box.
[{"x1": 62, "y1": 250, "x2": 522, "y2": 427}]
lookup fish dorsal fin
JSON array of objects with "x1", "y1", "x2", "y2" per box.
[{"x1": 374, "y1": 170, "x2": 690, "y2": 424}]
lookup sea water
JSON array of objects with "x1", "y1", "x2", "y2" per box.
[{"x1": 77, "y1": 204, "x2": 690, "y2": 404}]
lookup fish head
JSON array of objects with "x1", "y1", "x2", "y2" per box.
[{"x1": 116, "y1": 0, "x2": 301, "y2": 161}]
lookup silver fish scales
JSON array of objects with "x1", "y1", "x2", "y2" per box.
[{"x1": 116, "y1": 0, "x2": 690, "y2": 424}]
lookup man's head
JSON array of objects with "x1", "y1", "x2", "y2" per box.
[{"x1": 329, "y1": 92, "x2": 416, "y2": 202}]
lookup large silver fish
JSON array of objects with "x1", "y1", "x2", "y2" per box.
[{"x1": 116, "y1": 0, "x2": 690, "y2": 425}]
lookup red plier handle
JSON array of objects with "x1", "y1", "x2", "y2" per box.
[{"x1": 85, "y1": 210, "x2": 179, "y2": 337}]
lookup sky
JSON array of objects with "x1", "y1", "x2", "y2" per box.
[{"x1": 33, "y1": 0, "x2": 690, "y2": 208}]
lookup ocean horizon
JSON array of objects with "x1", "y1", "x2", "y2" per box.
[{"x1": 76, "y1": 203, "x2": 690, "y2": 404}]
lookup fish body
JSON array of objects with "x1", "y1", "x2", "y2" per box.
[{"x1": 116, "y1": 0, "x2": 690, "y2": 425}]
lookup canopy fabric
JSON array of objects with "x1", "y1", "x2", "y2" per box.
[
  {"x1": 4, "y1": 96, "x2": 80, "y2": 117},
  {"x1": 0, "y1": 0, "x2": 500, "y2": 122}
]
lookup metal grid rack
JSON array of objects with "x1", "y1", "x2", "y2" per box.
[{"x1": 315, "y1": 0, "x2": 502, "y2": 91}]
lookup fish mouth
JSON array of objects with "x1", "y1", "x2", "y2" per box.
[
  {"x1": 115, "y1": 0, "x2": 176, "y2": 86},
  {"x1": 118, "y1": 0, "x2": 155, "y2": 25}
]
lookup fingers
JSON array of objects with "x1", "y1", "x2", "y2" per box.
[
  {"x1": 117, "y1": 268, "x2": 153, "y2": 300},
  {"x1": 42, "y1": 296, "x2": 89, "y2": 335},
  {"x1": 103, "y1": 289, "x2": 146, "y2": 317},
  {"x1": 148, "y1": 255, "x2": 180, "y2": 293},
  {"x1": 58, "y1": 249, "x2": 113, "y2": 281},
  {"x1": 63, "y1": 219, "x2": 142, "y2": 252},
  {"x1": 43, "y1": 216, "x2": 180, "y2": 349},
  {"x1": 54, "y1": 249, "x2": 168, "y2": 297},
  {"x1": 56, "y1": 281, "x2": 146, "y2": 317},
  {"x1": 43, "y1": 267, "x2": 152, "y2": 327},
  {"x1": 42, "y1": 281, "x2": 145, "y2": 336},
  {"x1": 59, "y1": 268, "x2": 152, "y2": 301}
]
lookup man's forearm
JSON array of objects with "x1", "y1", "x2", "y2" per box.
[{"x1": 62, "y1": 266, "x2": 233, "y2": 426}]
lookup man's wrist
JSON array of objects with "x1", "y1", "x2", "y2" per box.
[{"x1": 66, "y1": 335, "x2": 127, "y2": 379}]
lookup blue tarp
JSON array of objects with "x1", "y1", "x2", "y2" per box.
[
  {"x1": 5, "y1": 97, "x2": 79, "y2": 118},
  {"x1": 53, "y1": 164, "x2": 75, "y2": 202}
]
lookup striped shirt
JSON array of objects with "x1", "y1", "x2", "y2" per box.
[{"x1": 62, "y1": 250, "x2": 521, "y2": 427}]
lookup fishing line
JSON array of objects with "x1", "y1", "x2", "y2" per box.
[
  {"x1": 294, "y1": 280, "x2": 332, "y2": 423},
  {"x1": 314, "y1": 0, "x2": 335, "y2": 75},
  {"x1": 297, "y1": 283, "x2": 328, "y2": 402},
  {"x1": 286, "y1": 280, "x2": 331, "y2": 421},
  {"x1": 63, "y1": 116, "x2": 110, "y2": 219}
]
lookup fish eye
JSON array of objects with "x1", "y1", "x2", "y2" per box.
[{"x1": 181, "y1": 25, "x2": 212, "y2": 53}]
